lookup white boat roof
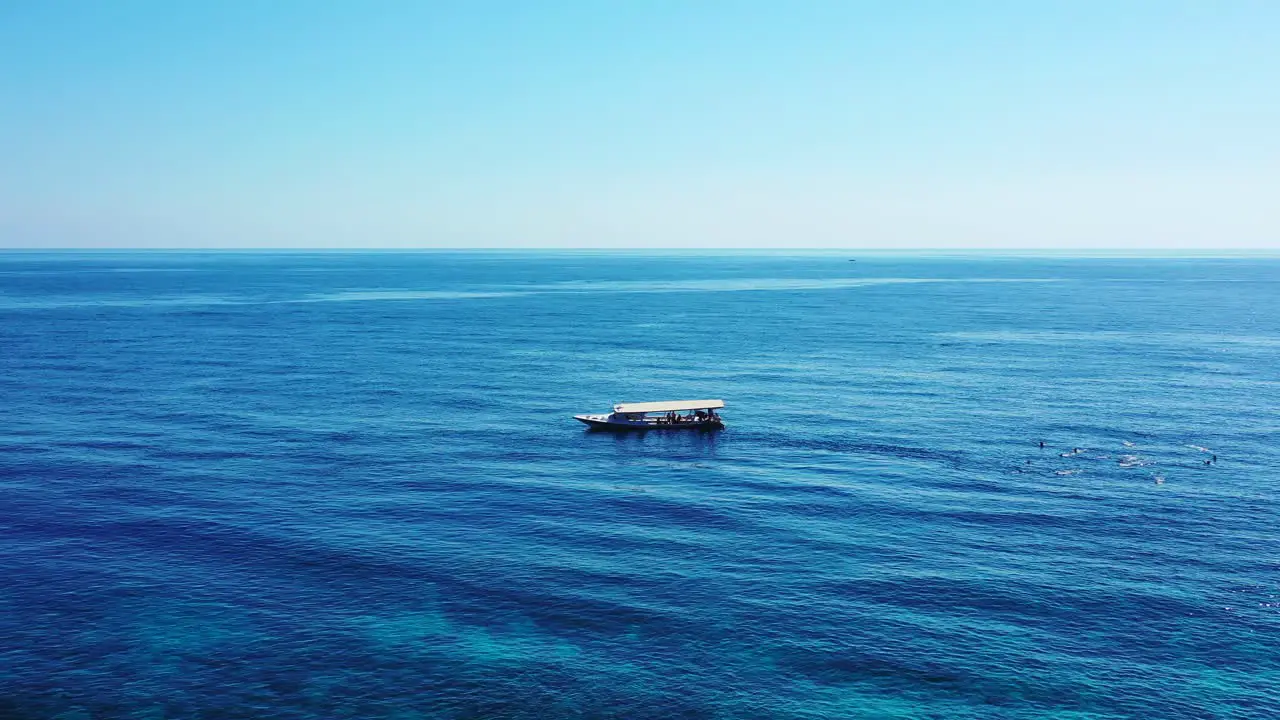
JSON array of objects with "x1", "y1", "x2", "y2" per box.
[{"x1": 613, "y1": 399, "x2": 725, "y2": 414}]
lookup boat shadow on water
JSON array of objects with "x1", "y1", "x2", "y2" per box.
[
  {"x1": 583, "y1": 422, "x2": 724, "y2": 434},
  {"x1": 590, "y1": 425, "x2": 724, "y2": 454}
]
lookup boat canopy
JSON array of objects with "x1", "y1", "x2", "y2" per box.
[{"x1": 613, "y1": 399, "x2": 725, "y2": 414}]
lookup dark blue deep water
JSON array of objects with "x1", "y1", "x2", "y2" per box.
[{"x1": 2, "y1": 252, "x2": 1278, "y2": 719}]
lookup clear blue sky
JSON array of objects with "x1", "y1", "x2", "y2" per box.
[{"x1": 2, "y1": 1, "x2": 1277, "y2": 249}]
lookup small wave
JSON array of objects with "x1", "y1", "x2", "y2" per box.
[
  {"x1": 0, "y1": 267, "x2": 198, "y2": 275},
  {"x1": 0, "y1": 276, "x2": 1063, "y2": 310},
  {"x1": 0, "y1": 295, "x2": 241, "y2": 310},
  {"x1": 942, "y1": 330, "x2": 1280, "y2": 348},
  {"x1": 286, "y1": 277, "x2": 1065, "y2": 305},
  {"x1": 538, "y1": 277, "x2": 1057, "y2": 295},
  {"x1": 295, "y1": 290, "x2": 520, "y2": 303}
]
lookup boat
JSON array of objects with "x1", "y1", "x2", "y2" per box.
[{"x1": 575, "y1": 399, "x2": 726, "y2": 431}]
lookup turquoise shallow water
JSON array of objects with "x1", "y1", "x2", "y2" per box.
[{"x1": 1, "y1": 252, "x2": 1278, "y2": 719}]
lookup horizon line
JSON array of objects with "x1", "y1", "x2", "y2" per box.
[{"x1": 2, "y1": 247, "x2": 1280, "y2": 256}]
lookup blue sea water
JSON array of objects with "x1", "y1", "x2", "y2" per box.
[{"x1": 1, "y1": 251, "x2": 1278, "y2": 719}]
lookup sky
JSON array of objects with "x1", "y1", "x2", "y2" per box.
[{"x1": 1, "y1": 1, "x2": 1277, "y2": 249}]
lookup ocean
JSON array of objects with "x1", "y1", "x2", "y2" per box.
[{"x1": 1, "y1": 251, "x2": 1277, "y2": 719}]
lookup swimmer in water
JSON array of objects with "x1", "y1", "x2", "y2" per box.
[{"x1": 1039, "y1": 440, "x2": 1045, "y2": 449}]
